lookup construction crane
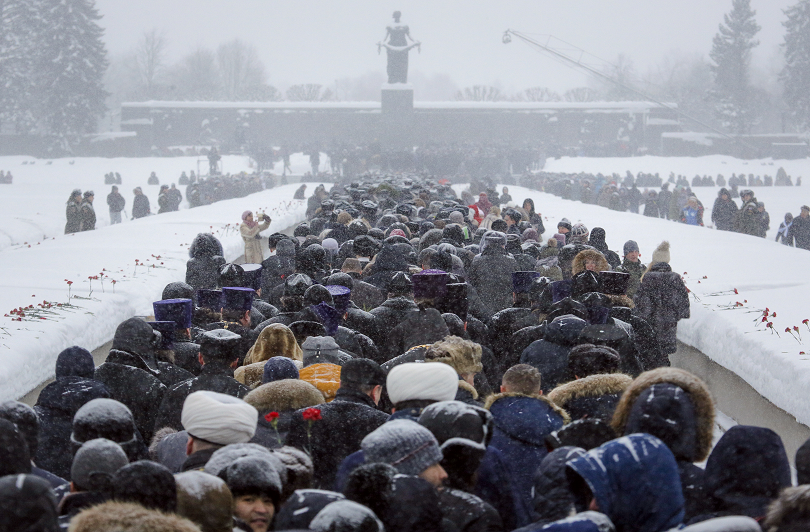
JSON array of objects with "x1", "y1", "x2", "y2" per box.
[{"x1": 502, "y1": 29, "x2": 747, "y2": 146}]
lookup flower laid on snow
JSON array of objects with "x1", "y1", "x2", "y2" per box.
[
  {"x1": 788, "y1": 326, "x2": 802, "y2": 344},
  {"x1": 733, "y1": 288, "x2": 738, "y2": 294}
]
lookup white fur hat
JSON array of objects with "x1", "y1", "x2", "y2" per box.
[{"x1": 386, "y1": 362, "x2": 459, "y2": 405}]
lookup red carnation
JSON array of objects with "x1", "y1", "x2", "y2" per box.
[
  {"x1": 264, "y1": 411, "x2": 280, "y2": 423},
  {"x1": 302, "y1": 408, "x2": 322, "y2": 422}
]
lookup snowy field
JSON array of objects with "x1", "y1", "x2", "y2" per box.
[
  {"x1": 0, "y1": 152, "x2": 325, "y2": 401},
  {"x1": 0, "y1": 152, "x2": 320, "y2": 251}
]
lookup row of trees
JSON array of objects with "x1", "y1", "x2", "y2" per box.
[{"x1": 0, "y1": 0, "x2": 108, "y2": 149}]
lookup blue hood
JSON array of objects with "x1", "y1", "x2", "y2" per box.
[
  {"x1": 489, "y1": 395, "x2": 566, "y2": 447},
  {"x1": 567, "y1": 433, "x2": 684, "y2": 532}
]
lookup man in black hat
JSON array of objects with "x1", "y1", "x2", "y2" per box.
[
  {"x1": 488, "y1": 272, "x2": 549, "y2": 368},
  {"x1": 206, "y1": 287, "x2": 258, "y2": 363},
  {"x1": 261, "y1": 272, "x2": 313, "y2": 323},
  {"x1": 94, "y1": 318, "x2": 169, "y2": 442},
  {"x1": 153, "y1": 329, "x2": 250, "y2": 432},
  {"x1": 154, "y1": 298, "x2": 201, "y2": 376},
  {"x1": 286, "y1": 358, "x2": 388, "y2": 489},
  {"x1": 369, "y1": 271, "x2": 418, "y2": 339}
]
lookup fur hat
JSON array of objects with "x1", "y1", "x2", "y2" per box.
[
  {"x1": 764, "y1": 485, "x2": 810, "y2": 532},
  {"x1": 650, "y1": 241, "x2": 670, "y2": 265},
  {"x1": 424, "y1": 336, "x2": 483, "y2": 376},
  {"x1": 65, "y1": 501, "x2": 200, "y2": 532},
  {"x1": 611, "y1": 367, "x2": 715, "y2": 462},
  {"x1": 244, "y1": 379, "x2": 324, "y2": 413},
  {"x1": 245, "y1": 323, "x2": 303, "y2": 365},
  {"x1": 175, "y1": 471, "x2": 233, "y2": 532},
  {"x1": 71, "y1": 439, "x2": 128, "y2": 492},
  {"x1": 0, "y1": 474, "x2": 57, "y2": 532},
  {"x1": 362, "y1": 419, "x2": 443, "y2": 476}
]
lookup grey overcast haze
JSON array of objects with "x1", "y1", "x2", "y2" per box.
[{"x1": 95, "y1": 0, "x2": 794, "y2": 99}]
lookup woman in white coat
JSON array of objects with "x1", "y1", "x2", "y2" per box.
[{"x1": 240, "y1": 210, "x2": 271, "y2": 264}]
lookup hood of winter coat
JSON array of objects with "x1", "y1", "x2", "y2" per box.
[
  {"x1": 702, "y1": 425, "x2": 791, "y2": 518},
  {"x1": 485, "y1": 393, "x2": 569, "y2": 446},
  {"x1": 612, "y1": 367, "x2": 714, "y2": 462},
  {"x1": 533, "y1": 446, "x2": 588, "y2": 524},
  {"x1": 623, "y1": 383, "x2": 699, "y2": 462},
  {"x1": 244, "y1": 379, "x2": 325, "y2": 413},
  {"x1": 378, "y1": 296, "x2": 419, "y2": 312},
  {"x1": 244, "y1": 323, "x2": 303, "y2": 365},
  {"x1": 370, "y1": 244, "x2": 410, "y2": 273},
  {"x1": 36, "y1": 376, "x2": 110, "y2": 416},
  {"x1": 545, "y1": 315, "x2": 589, "y2": 346},
  {"x1": 571, "y1": 249, "x2": 611, "y2": 276},
  {"x1": 567, "y1": 433, "x2": 684, "y2": 532},
  {"x1": 189, "y1": 233, "x2": 224, "y2": 259},
  {"x1": 548, "y1": 374, "x2": 633, "y2": 410}
]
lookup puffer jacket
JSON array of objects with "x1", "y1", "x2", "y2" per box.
[
  {"x1": 486, "y1": 393, "x2": 569, "y2": 528},
  {"x1": 567, "y1": 433, "x2": 684, "y2": 532},
  {"x1": 633, "y1": 263, "x2": 690, "y2": 355},
  {"x1": 520, "y1": 316, "x2": 588, "y2": 394}
]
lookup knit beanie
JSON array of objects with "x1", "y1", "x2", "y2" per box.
[
  {"x1": 553, "y1": 233, "x2": 567, "y2": 246},
  {"x1": 571, "y1": 223, "x2": 589, "y2": 238},
  {"x1": 623, "y1": 240, "x2": 639, "y2": 257},
  {"x1": 557, "y1": 218, "x2": 572, "y2": 232},
  {"x1": 55, "y1": 346, "x2": 95, "y2": 379},
  {"x1": 262, "y1": 356, "x2": 300, "y2": 384},
  {"x1": 650, "y1": 241, "x2": 670, "y2": 265},
  {"x1": 71, "y1": 439, "x2": 129, "y2": 492},
  {"x1": 181, "y1": 391, "x2": 258, "y2": 445},
  {"x1": 362, "y1": 419, "x2": 443, "y2": 476}
]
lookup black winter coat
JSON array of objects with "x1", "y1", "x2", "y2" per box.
[
  {"x1": 468, "y1": 250, "x2": 518, "y2": 313},
  {"x1": 286, "y1": 389, "x2": 388, "y2": 489},
  {"x1": 153, "y1": 364, "x2": 249, "y2": 432},
  {"x1": 185, "y1": 256, "x2": 226, "y2": 291},
  {"x1": 382, "y1": 308, "x2": 451, "y2": 362},
  {"x1": 65, "y1": 202, "x2": 81, "y2": 234},
  {"x1": 438, "y1": 488, "x2": 504, "y2": 532},
  {"x1": 633, "y1": 263, "x2": 690, "y2": 355},
  {"x1": 94, "y1": 349, "x2": 167, "y2": 442},
  {"x1": 34, "y1": 377, "x2": 111, "y2": 479},
  {"x1": 172, "y1": 338, "x2": 202, "y2": 375},
  {"x1": 132, "y1": 194, "x2": 150, "y2": 218},
  {"x1": 513, "y1": 446, "x2": 586, "y2": 530},
  {"x1": 370, "y1": 297, "x2": 418, "y2": 336},
  {"x1": 520, "y1": 316, "x2": 587, "y2": 394},
  {"x1": 488, "y1": 307, "x2": 539, "y2": 368},
  {"x1": 711, "y1": 193, "x2": 738, "y2": 231},
  {"x1": 788, "y1": 215, "x2": 810, "y2": 250},
  {"x1": 348, "y1": 279, "x2": 386, "y2": 311}
]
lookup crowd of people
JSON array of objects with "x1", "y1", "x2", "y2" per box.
[
  {"x1": 12, "y1": 173, "x2": 810, "y2": 532},
  {"x1": 515, "y1": 169, "x2": 810, "y2": 249},
  {"x1": 65, "y1": 171, "x2": 281, "y2": 234}
]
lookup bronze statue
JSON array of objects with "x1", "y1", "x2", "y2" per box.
[{"x1": 378, "y1": 11, "x2": 420, "y2": 84}]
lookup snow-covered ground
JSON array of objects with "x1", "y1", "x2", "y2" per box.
[
  {"x1": 0, "y1": 153, "x2": 323, "y2": 401},
  {"x1": 0, "y1": 152, "x2": 320, "y2": 252},
  {"x1": 543, "y1": 155, "x2": 810, "y2": 241}
]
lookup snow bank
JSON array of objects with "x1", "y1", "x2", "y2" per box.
[
  {"x1": 0, "y1": 182, "x2": 318, "y2": 402},
  {"x1": 500, "y1": 184, "x2": 810, "y2": 427},
  {"x1": 0, "y1": 153, "x2": 317, "y2": 252}
]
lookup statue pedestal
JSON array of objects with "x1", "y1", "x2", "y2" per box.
[{"x1": 381, "y1": 83, "x2": 414, "y2": 114}]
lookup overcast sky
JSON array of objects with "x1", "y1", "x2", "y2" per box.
[{"x1": 95, "y1": 0, "x2": 793, "y2": 98}]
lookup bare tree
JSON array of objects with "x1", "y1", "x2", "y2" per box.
[
  {"x1": 136, "y1": 29, "x2": 168, "y2": 99},
  {"x1": 216, "y1": 39, "x2": 266, "y2": 100},
  {"x1": 453, "y1": 85, "x2": 504, "y2": 101},
  {"x1": 167, "y1": 46, "x2": 220, "y2": 100},
  {"x1": 563, "y1": 87, "x2": 600, "y2": 102},
  {"x1": 517, "y1": 87, "x2": 561, "y2": 102},
  {"x1": 286, "y1": 84, "x2": 333, "y2": 101}
]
